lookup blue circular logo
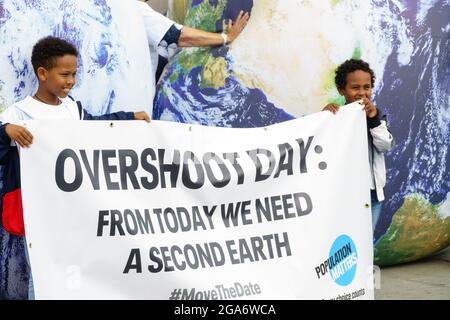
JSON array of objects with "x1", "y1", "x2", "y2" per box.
[{"x1": 328, "y1": 235, "x2": 358, "y2": 286}]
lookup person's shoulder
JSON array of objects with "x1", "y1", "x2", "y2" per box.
[
  {"x1": 10, "y1": 96, "x2": 34, "y2": 108},
  {"x1": 61, "y1": 96, "x2": 78, "y2": 106},
  {"x1": 60, "y1": 96, "x2": 80, "y2": 112},
  {"x1": 60, "y1": 97, "x2": 83, "y2": 120},
  {"x1": 13, "y1": 96, "x2": 45, "y2": 114},
  {"x1": 138, "y1": 0, "x2": 173, "y2": 23},
  {"x1": 137, "y1": 1, "x2": 155, "y2": 13},
  {"x1": 1, "y1": 96, "x2": 33, "y2": 119}
]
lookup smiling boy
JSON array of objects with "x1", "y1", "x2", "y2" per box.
[
  {"x1": 322, "y1": 59, "x2": 394, "y2": 240},
  {"x1": 0, "y1": 36, "x2": 150, "y2": 299}
]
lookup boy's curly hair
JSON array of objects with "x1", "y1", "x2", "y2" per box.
[
  {"x1": 335, "y1": 59, "x2": 375, "y2": 89},
  {"x1": 31, "y1": 36, "x2": 78, "y2": 75}
]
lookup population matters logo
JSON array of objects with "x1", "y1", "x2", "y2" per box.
[{"x1": 315, "y1": 234, "x2": 358, "y2": 286}]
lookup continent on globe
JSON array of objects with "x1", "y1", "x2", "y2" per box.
[{"x1": 155, "y1": 0, "x2": 450, "y2": 266}]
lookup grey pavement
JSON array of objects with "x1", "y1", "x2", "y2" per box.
[{"x1": 375, "y1": 247, "x2": 450, "y2": 300}]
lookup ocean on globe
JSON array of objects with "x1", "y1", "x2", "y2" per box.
[
  {"x1": 0, "y1": 0, "x2": 153, "y2": 115},
  {"x1": 154, "y1": 0, "x2": 450, "y2": 266},
  {"x1": 0, "y1": 0, "x2": 152, "y2": 299}
]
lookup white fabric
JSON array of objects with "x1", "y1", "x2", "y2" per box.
[
  {"x1": 369, "y1": 120, "x2": 394, "y2": 201},
  {"x1": 0, "y1": 96, "x2": 80, "y2": 148},
  {"x1": 0, "y1": 96, "x2": 80, "y2": 123},
  {"x1": 20, "y1": 103, "x2": 374, "y2": 300},
  {"x1": 137, "y1": 1, "x2": 175, "y2": 90}
]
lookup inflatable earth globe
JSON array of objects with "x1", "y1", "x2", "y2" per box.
[
  {"x1": 0, "y1": 0, "x2": 448, "y2": 300},
  {"x1": 154, "y1": 0, "x2": 450, "y2": 266}
]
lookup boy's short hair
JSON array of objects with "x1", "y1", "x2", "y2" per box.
[
  {"x1": 31, "y1": 36, "x2": 78, "y2": 75},
  {"x1": 335, "y1": 59, "x2": 375, "y2": 89}
]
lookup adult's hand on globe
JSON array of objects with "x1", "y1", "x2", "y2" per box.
[
  {"x1": 322, "y1": 104, "x2": 340, "y2": 114},
  {"x1": 134, "y1": 111, "x2": 151, "y2": 122},
  {"x1": 226, "y1": 10, "x2": 250, "y2": 44},
  {"x1": 5, "y1": 124, "x2": 33, "y2": 148}
]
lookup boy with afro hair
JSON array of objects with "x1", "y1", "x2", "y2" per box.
[{"x1": 323, "y1": 59, "x2": 394, "y2": 240}]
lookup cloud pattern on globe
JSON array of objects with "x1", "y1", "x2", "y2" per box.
[{"x1": 155, "y1": 0, "x2": 450, "y2": 266}]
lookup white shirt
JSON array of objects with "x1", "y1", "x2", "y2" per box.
[
  {"x1": 0, "y1": 96, "x2": 81, "y2": 148},
  {"x1": 137, "y1": 1, "x2": 175, "y2": 84},
  {"x1": 0, "y1": 96, "x2": 80, "y2": 123}
]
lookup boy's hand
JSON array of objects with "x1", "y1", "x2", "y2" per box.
[
  {"x1": 5, "y1": 124, "x2": 33, "y2": 148},
  {"x1": 134, "y1": 111, "x2": 151, "y2": 122},
  {"x1": 227, "y1": 11, "x2": 250, "y2": 44},
  {"x1": 360, "y1": 98, "x2": 378, "y2": 118},
  {"x1": 322, "y1": 103, "x2": 340, "y2": 114}
]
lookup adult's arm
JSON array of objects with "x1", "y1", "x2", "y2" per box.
[
  {"x1": 177, "y1": 11, "x2": 249, "y2": 47},
  {"x1": 138, "y1": 0, "x2": 249, "y2": 48}
]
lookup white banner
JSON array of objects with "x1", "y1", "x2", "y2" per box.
[{"x1": 20, "y1": 102, "x2": 374, "y2": 300}]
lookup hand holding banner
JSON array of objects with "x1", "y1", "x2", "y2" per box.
[{"x1": 20, "y1": 103, "x2": 374, "y2": 299}]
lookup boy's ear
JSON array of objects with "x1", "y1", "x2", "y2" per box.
[
  {"x1": 337, "y1": 87, "x2": 345, "y2": 96},
  {"x1": 36, "y1": 67, "x2": 47, "y2": 81}
]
